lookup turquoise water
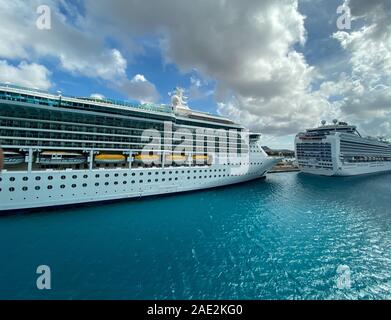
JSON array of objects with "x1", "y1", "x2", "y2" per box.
[{"x1": 0, "y1": 172, "x2": 390, "y2": 300}]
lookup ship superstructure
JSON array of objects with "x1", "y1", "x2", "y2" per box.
[
  {"x1": 295, "y1": 120, "x2": 391, "y2": 176},
  {"x1": 0, "y1": 83, "x2": 278, "y2": 212}
]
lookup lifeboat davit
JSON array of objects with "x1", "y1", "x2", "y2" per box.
[
  {"x1": 3, "y1": 151, "x2": 25, "y2": 165},
  {"x1": 95, "y1": 154, "x2": 126, "y2": 164},
  {"x1": 37, "y1": 151, "x2": 86, "y2": 165}
]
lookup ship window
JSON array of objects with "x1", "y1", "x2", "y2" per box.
[
  {"x1": 72, "y1": 175, "x2": 77, "y2": 179},
  {"x1": 105, "y1": 182, "x2": 109, "y2": 186},
  {"x1": 9, "y1": 187, "x2": 15, "y2": 192},
  {"x1": 10, "y1": 177, "x2": 15, "y2": 182},
  {"x1": 131, "y1": 181, "x2": 135, "y2": 184},
  {"x1": 61, "y1": 176, "x2": 66, "y2": 180},
  {"x1": 139, "y1": 180, "x2": 143, "y2": 183},
  {"x1": 83, "y1": 175, "x2": 88, "y2": 179},
  {"x1": 123, "y1": 173, "x2": 128, "y2": 177},
  {"x1": 83, "y1": 183, "x2": 87, "y2": 187},
  {"x1": 35, "y1": 186, "x2": 40, "y2": 190},
  {"x1": 71, "y1": 184, "x2": 76, "y2": 188},
  {"x1": 148, "y1": 179, "x2": 152, "y2": 183},
  {"x1": 60, "y1": 185, "x2": 65, "y2": 189},
  {"x1": 162, "y1": 179, "x2": 165, "y2": 182},
  {"x1": 114, "y1": 174, "x2": 119, "y2": 177},
  {"x1": 132, "y1": 173, "x2": 136, "y2": 176},
  {"x1": 114, "y1": 182, "x2": 118, "y2": 185},
  {"x1": 22, "y1": 187, "x2": 28, "y2": 191},
  {"x1": 23, "y1": 177, "x2": 28, "y2": 181},
  {"x1": 95, "y1": 174, "x2": 100, "y2": 178},
  {"x1": 95, "y1": 183, "x2": 99, "y2": 186},
  {"x1": 48, "y1": 176, "x2": 53, "y2": 180},
  {"x1": 123, "y1": 181, "x2": 127, "y2": 184},
  {"x1": 35, "y1": 176, "x2": 41, "y2": 181},
  {"x1": 48, "y1": 185, "x2": 53, "y2": 189}
]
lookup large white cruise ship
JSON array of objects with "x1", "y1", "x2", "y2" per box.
[
  {"x1": 0, "y1": 83, "x2": 279, "y2": 212},
  {"x1": 295, "y1": 120, "x2": 391, "y2": 176}
]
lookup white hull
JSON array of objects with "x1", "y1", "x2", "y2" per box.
[
  {"x1": 0, "y1": 158, "x2": 278, "y2": 212},
  {"x1": 299, "y1": 161, "x2": 391, "y2": 176}
]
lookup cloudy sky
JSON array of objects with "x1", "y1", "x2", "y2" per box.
[{"x1": 0, "y1": 0, "x2": 390, "y2": 148}]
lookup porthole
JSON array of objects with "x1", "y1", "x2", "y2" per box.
[
  {"x1": 83, "y1": 183, "x2": 87, "y2": 187},
  {"x1": 9, "y1": 177, "x2": 15, "y2": 182},
  {"x1": 35, "y1": 186, "x2": 40, "y2": 190},
  {"x1": 95, "y1": 174, "x2": 100, "y2": 178},
  {"x1": 105, "y1": 182, "x2": 109, "y2": 186},
  {"x1": 72, "y1": 175, "x2": 77, "y2": 179},
  {"x1": 60, "y1": 185, "x2": 65, "y2": 189},
  {"x1": 123, "y1": 173, "x2": 128, "y2": 177},
  {"x1": 61, "y1": 175, "x2": 66, "y2": 180},
  {"x1": 105, "y1": 174, "x2": 109, "y2": 178},
  {"x1": 47, "y1": 185, "x2": 53, "y2": 190},
  {"x1": 23, "y1": 177, "x2": 28, "y2": 181},
  {"x1": 114, "y1": 182, "x2": 118, "y2": 185},
  {"x1": 132, "y1": 173, "x2": 136, "y2": 176},
  {"x1": 9, "y1": 187, "x2": 15, "y2": 192},
  {"x1": 71, "y1": 184, "x2": 76, "y2": 188},
  {"x1": 114, "y1": 173, "x2": 119, "y2": 177},
  {"x1": 123, "y1": 181, "x2": 127, "y2": 184},
  {"x1": 35, "y1": 176, "x2": 41, "y2": 181},
  {"x1": 48, "y1": 176, "x2": 53, "y2": 180},
  {"x1": 131, "y1": 181, "x2": 135, "y2": 184},
  {"x1": 22, "y1": 187, "x2": 28, "y2": 191},
  {"x1": 95, "y1": 183, "x2": 99, "y2": 186},
  {"x1": 83, "y1": 175, "x2": 88, "y2": 179}
]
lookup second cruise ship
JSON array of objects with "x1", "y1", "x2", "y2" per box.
[
  {"x1": 295, "y1": 120, "x2": 391, "y2": 176},
  {"x1": 0, "y1": 83, "x2": 279, "y2": 212}
]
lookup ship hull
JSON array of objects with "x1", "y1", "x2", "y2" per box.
[
  {"x1": 299, "y1": 161, "x2": 391, "y2": 176},
  {"x1": 0, "y1": 158, "x2": 278, "y2": 212}
]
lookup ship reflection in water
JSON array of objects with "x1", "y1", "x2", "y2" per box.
[{"x1": 0, "y1": 172, "x2": 390, "y2": 300}]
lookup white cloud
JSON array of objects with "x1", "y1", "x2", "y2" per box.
[
  {"x1": 329, "y1": 0, "x2": 391, "y2": 136},
  {"x1": 84, "y1": 0, "x2": 330, "y2": 135},
  {"x1": 0, "y1": 0, "x2": 152, "y2": 100},
  {"x1": 0, "y1": 60, "x2": 51, "y2": 90},
  {"x1": 115, "y1": 74, "x2": 159, "y2": 104}
]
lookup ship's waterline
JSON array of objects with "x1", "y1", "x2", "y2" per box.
[{"x1": 0, "y1": 172, "x2": 390, "y2": 299}]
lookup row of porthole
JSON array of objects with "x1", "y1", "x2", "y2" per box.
[
  {"x1": 0, "y1": 168, "x2": 229, "y2": 182},
  {"x1": 1, "y1": 174, "x2": 233, "y2": 193}
]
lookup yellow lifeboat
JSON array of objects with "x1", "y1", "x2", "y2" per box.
[
  {"x1": 165, "y1": 154, "x2": 187, "y2": 163},
  {"x1": 193, "y1": 154, "x2": 212, "y2": 165},
  {"x1": 95, "y1": 154, "x2": 126, "y2": 164},
  {"x1": 133, "y1": 154, "x2": 160, "y2": 165}
]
